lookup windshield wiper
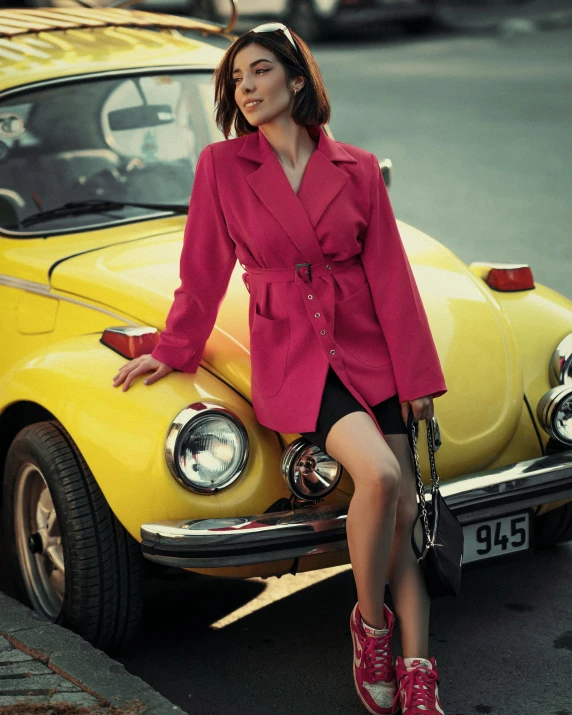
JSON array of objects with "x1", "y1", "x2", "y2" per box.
[{"x1": 19, "y1": 198, "x2": 189, "y2": 228}]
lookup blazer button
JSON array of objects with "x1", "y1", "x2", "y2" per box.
[
  {"x1": 326, "y1": 265, "x2": 331, "y2": 270},
  {"x1": 330, "y1": 349, "x2": 336, "y2": 355},
  {"x1": 320, "y1": 329, "x2": 326, "y2": 335},
  {"x1": 308, "y1": 295, "x2": 313, "y2": 300},
  {"x1": 315, "y1": 312, "x2": 320, "y2": 318}
]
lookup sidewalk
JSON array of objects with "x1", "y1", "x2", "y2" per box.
[
  {"x1": 439, "y1": 0, "x2": 572, "y2": 33},
  {"x1": 0, "y1": 592, "x2": 187, "y2": 715}
]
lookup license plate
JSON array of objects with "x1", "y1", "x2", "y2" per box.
[{"x1": 463, "y1": 511, "x2": 531, "y2": 563}]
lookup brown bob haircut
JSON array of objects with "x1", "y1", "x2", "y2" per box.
[{"x1": 213, "y1": 26, "x2": 331, "y2": 139}]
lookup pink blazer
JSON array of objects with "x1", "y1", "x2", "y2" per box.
[{"x1": 151, "y1": 124, "x2": 447, "y2": 436}]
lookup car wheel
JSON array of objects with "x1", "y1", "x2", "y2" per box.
[
  {"x1": 287, "y1": 0, "x2": 325, "y2": 43},
  {"x1": 534, "y1": 502, "x2": 572, "y2": 548},
  {"x1": 3, "y1": 421, "x2": 145, "y2": 653}
]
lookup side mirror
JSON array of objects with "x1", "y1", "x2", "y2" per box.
[
  {"x1": 379, "y1": 158, "x2": 392, "y2": 188},
  {"x1": 107, "y1": 105, "x2": 175, "y2": 131}
]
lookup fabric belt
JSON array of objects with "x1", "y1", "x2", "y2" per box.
[{"x1": 240, "y1": 256, "x2": 361, "y2": 293}]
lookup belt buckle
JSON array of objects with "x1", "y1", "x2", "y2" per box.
[{"x1": 295, "y1": 262, "x2": 312, "y2": 282}]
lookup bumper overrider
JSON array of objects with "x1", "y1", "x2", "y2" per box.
[{"x1": 141, "y1": 450, "x2": 572, "y2": 568}]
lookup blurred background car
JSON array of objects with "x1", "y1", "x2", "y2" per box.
[
  {"x1": 207, "y1": 0, "x2": 440, "y2": 41},
  {"x1": 0, "y1": 0, "x2": 441, "y2": 42}
]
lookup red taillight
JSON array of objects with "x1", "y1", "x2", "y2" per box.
[
  {"x1": 101, "y1": 327, "x2": 160, "y2": 359},
  {"x1": 486, "y1": 264, "x2": 535, "y2": 291}
]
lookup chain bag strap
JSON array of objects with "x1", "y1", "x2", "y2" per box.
[{"x1": 406, "y1": 406, "x2": 464, "y2": 598}]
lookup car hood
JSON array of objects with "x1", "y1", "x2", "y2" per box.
[{"x1": 50, "y1": 224, "x2": 524, "y2": 472}]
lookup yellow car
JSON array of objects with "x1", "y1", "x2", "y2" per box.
[{"x1": 1, "y1": 7, "x2": 572, "y2": 654}]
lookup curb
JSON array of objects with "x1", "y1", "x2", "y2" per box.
[{"x1": 0, "y1": 592, "x2": 187, "y2": 715}]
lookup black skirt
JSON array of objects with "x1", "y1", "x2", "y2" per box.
[{"x1": 300, "y1": 365, "x2": 407, "y2": 455}]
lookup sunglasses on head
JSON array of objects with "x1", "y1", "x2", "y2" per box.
[{"x1": 248, "y1": 22, "x2": 300, "y2": 54}]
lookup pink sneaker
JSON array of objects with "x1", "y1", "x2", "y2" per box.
[
  {"x1": 394, "y1": 656, "x2": 445, "y2": 714},
  {"x1": 350, "y1": 602, "x2": 398, "y2": 715}
]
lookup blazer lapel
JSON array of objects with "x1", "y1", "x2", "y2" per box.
[
  {"x1": 238, "y1": 126, "x2": 357, "y2": 263},
  {"x1": 297, "y1": 150, "x2": 350, "y2": 231}
]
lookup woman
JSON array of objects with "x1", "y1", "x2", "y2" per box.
[{"x1": 113, "y1": 23, "x2": 447, "y2": 715}]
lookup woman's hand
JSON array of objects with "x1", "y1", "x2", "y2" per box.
[
  {"x1": 112, "y1": 354, "x2": 173, "y2": 392},
  {"x1": 400, "y1": 394, "x2": 434, "y2": 427}
]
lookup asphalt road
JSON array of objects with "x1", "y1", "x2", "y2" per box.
[
  {"x1": 114, "y1": 543, "x2": 572, "y2": 715},
  {"x1": 316, "y1": 25, "x2": 572, "y2": 300}
]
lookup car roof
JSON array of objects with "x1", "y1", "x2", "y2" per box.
[{"x1": 0, "y1": 8, "x2": 233, "y2": 91}]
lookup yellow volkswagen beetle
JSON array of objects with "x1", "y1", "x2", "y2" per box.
[{"x1": 1, "y1": 7, "x2": 572, "y2": 654}]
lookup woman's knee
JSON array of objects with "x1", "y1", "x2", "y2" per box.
[
  {"x1": 355, "y1": 457, "x2": 401, "y2": 501},
  {"x1": 323, "y1": 411, "x2": 401, "y2": 500}
]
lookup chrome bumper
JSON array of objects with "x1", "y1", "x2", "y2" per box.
[{"x1": 140, "y1": 450, "x2": 572, "y2": 568}]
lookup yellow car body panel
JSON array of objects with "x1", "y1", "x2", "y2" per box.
[
  {"x1": 0, "y1": 25, "x2": 226, "y2": 91},
  {"x1": 0, "y1": 336, "x2": 291, "y2": 539},
  {"x1": 0, "y1": 217, "x2": 184, "y2": 286},
  {"x1": 471, "y1": 262, "x2": 572, "y2": 442}
]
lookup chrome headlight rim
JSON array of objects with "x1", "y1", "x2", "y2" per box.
[
  {"x1": 281, "y1": 437, "x2": 343, "y2": 502},
  {"x1": 537, "y1": 386, "x2": 572, "y2": 445},
  {"x1": 165, "y1": 402, "x2": 249, "y2": 494},
  {"x1": 549, "y1": 333, "x2": 572, "y2": 387}
]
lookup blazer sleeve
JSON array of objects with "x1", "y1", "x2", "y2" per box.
[
  {"x1": 360, "y1": 152, "x2": 447, "y2": 403},
  {"x1": 151, "y1": 144, "x2": 237, "y2": 372}
]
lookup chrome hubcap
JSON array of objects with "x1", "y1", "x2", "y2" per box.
[{"x1": 14, "y1": 463, "x2": 64, "y2": 620}]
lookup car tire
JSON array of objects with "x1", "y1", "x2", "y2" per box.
[
  {"x1": 534, "y1": 502, "x2": 572, "y2": 548},
  {"x1": 2, "y1": 421, "x2": 145, "y2": 653},
  {"x1": 287, "y1": 0, "x2": 326, "y2": 44}
]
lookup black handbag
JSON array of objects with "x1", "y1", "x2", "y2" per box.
[{"x1": 406, "y1": 407, "x2": 464, "y2": 598}]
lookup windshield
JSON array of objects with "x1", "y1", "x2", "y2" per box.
[{"x1": 0, "y1": 71, "x2": 224, "y2": 234}]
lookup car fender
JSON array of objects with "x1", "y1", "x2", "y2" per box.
[
  {"x1": 0, "y1": 334, "x2": 288, "y2": 542},
  {"x1": 470, "y1": 264, "x2": 572, "y2": 445}
]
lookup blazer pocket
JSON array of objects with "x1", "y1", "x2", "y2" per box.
[
  {"x1": 250, "y1": 310, "x2": 290, "y2": 398},
  {"x1": 334, "y1": 282, "x2": 392, "y2": 368}
]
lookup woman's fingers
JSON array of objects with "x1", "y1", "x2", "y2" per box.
[
  {"x1": 112, "y1": 368, "x2": 128, "y2": 387},
  {"x1": 144, "y1": 364, "x2": 172, "y2": 386},
  {"x1": 400, "y1": 396, "x2": 435, "y2": 430},
  {"x1": 112, "y1": 357, "x2": 172, "y2": 391},
  {"x1": 410, "y1": 396, "x2": 434, "y2": 422},
  {"x1": 427, "y1": 400, "x2": 435, "y2": 421},
  {"x1": 122, "y1": 364, "x2": 149, "y2": 392},
  {"x1": 113, "y1": 360, "x2": 142, "y2": 387}
]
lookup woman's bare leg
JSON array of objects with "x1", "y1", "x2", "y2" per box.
[
  {"x1": 325, "y1": 411, "x2": 401, "y2": 630},
  {"x1": 384, "y1": 433, "x2": 430, "y2": 659}
]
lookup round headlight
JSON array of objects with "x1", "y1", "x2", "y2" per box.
[
  {"x1": 537, "y1": 386, "x2": 572, "y2": 444},
  {"x1": 549, "y1": 333, "x2": 572, "y2": 387},
  {"x1": 165, "y1": 404, "x2": 249, "y2": 493},
  {"x1": 281, "y1": 438, "x2": 343, "y2": 501}
]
